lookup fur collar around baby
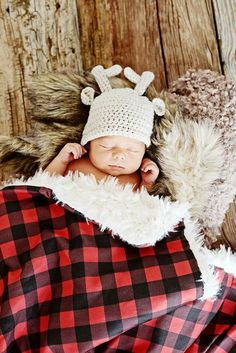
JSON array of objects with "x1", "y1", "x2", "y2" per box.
[{"x1": 4, "y1": 170, "x2": 236, "y2": 299}]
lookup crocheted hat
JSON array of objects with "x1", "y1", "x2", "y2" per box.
[{"x1": 80, "y1": 65, "x2": 165, "y2": 146}]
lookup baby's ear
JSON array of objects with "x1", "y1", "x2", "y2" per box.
[{"x1": 81, "y1": 87, "x2": 95, "y2": 105}]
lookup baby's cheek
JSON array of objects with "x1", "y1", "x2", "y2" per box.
[{"x1": 138, "y1": 159, "x2": 144, "y2": 170}]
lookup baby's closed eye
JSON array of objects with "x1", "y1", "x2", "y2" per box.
[
  {"x1": 128, "y1": 149, "x2": 139, "y2": 153},
  {"x1": 100, "y1": 144, "x2": 112, "y2": 149}
]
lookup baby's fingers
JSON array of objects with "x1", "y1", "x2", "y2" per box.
[
  {"x1": 73, "y1": 145, "x2": 86, "y2": 159},
  {"x1": 66, "y1": 145, "x2": 79, "y2": 159},
  {"x1": 68, "y1": 149, "x2": 77, "y2": 159},
  {"x1": 78, "y1": 145, "x2": 87, "y2": 158},
  {"x1": 81, "y1": 146, "x2": 87, "y2": 155}
]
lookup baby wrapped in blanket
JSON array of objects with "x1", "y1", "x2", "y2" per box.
[{"x1": 46, "y1": 64, "x2": 166, "y2": 246}]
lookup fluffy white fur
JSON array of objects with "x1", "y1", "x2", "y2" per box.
[
  {"x1": 4, "y1": 171, "x2": 236, "y2": 299},
  {"x1": 158, "y1": 119, "x2": 224, "y2": 220}
]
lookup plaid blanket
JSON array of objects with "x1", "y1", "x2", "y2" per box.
[{"x1": 0, "y1": 178, "x2": 236, "y2": 352}]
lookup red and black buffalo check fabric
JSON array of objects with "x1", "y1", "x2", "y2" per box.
[{"x1": 0, "y1": 185, "x2": 235, "y2": 353}]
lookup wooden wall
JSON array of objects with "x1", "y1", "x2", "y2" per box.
[
  {"x1": 1, "y1": 0, "x2": 235, "y2": 136},
  {"x1": 0, "y1": 0, "x2": 235, "y2": 247}
]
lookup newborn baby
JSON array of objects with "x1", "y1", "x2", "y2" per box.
[{"x1": 45, "y1": 64, "x2": 166, "y2": 247}]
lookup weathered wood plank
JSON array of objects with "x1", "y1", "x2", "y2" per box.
[
  {"x1": 77, "y1": 0, "x2": 114, "y2": 70},
  {"x1": 221, "y1": 201, "x2": 236, "y2": 249},
  {"x1": 157, "y1": 0, "x2": 222, "y2": 84},
  {"x1": 77, "y1": 0, "x2": 166, "y2": 91},
  {"x1": 0, "y1": 0, "x2": 82, "y2": 136},
  {"x1": 212, "y1": 0, "x2": 236, "y2": 80}
]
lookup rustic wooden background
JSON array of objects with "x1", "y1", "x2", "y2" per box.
[{"x1": 0, "y1": 0, "x2": 235, "y2": 248}]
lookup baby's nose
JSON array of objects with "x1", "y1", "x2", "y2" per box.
[{"x1": 113, "y1": 149, "x2": 125, "y2": 160}]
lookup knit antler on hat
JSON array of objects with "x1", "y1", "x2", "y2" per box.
[
  {"x1": 124, "y1": 67, "x2": 155, "y2": 95},
  {"x1": 81, "y1": 64, "x2": 122, "y2": 105},
  {"x1": 91, "y1": 64, "x2": 122, "y2": 92},
  {"x1": 124, "y1": 67, "x2": 165, "y2": 116}
]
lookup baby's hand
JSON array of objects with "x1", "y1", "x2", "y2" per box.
[
  {"x1": 57, "y1": 143, "x2": 87, "y2": 164},
  {"x1": 140, "y1": 158, "x2": 159, "y2": 188}
]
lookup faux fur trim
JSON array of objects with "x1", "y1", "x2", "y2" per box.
[{"x1": 4, "y1": 171, "x2": 236, "y2": 299}]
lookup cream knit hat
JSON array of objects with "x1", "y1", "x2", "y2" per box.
[{"x1": 80, "y1": 65, "x2": 165, "y2": 146}]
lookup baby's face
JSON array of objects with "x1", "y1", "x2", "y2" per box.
[{"x1": 89, "y1": 135, "x2": 145, "y2": 176}]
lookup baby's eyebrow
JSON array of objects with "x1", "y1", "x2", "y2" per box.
[
  {"x1": 99, "y1": 138, "x2": 113, "y2": 144},
  {"x1": 99, "y1": 142, "x2": 113, "y2": 145},
  {"x1": 126, "y1": 144, "x2": 141, "y2": 148}
]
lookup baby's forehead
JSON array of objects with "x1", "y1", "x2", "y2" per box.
[{"x1": 96, "y1": 135, "x2": 144, "y2": 147}]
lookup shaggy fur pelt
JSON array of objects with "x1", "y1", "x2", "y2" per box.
[{"x1": 0, "y1": 69, "x2": 234, "y2": 243}]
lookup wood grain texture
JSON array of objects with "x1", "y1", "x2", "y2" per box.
[
  {"x1": 221, "y1": 201, "x2": 236, "y2": 249},
  {"x1": 0, "y1": 0, "x2": 82, "y2": 136},
  {"x1": 212, "y1": 0, "x2": 236, "y2": 80},
  {"x1": 77, "y1": 0, "x2": 114, "y2": 69},
  {"x1": 157, "y1": 0, "x2": 222, "y2": 84},
  {"x1": 77, "y1": 0, "x2": 166, "y2": 91}
]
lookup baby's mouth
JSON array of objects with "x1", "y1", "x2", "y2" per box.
[{"x1": 109, "y1": 165, "x2": 125, "y2": 169}]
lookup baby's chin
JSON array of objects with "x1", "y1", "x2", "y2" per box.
[
  {"x1": 106, "y1": 169, "x2": 126, "y2": 176},
  {"x1": 104, "y1": 165, "x2": 136, "y2": 176}
]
